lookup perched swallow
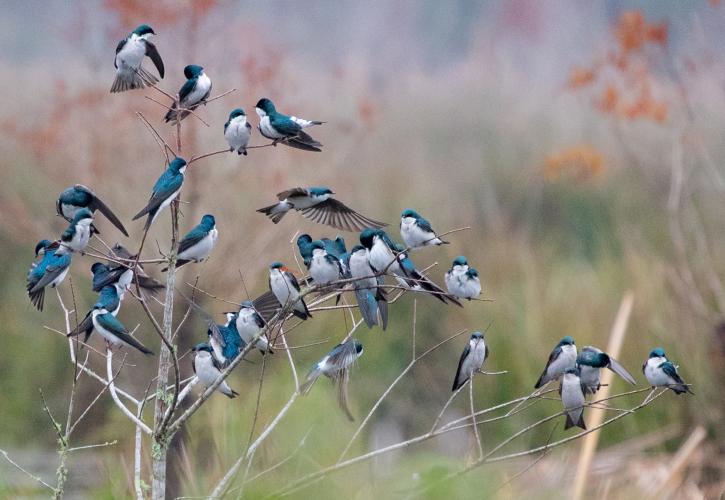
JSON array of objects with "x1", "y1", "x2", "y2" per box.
[
  {"x1": 68, "y1": 284, "x2": 122, "y2": 343},
  {"x1": 111, "y1": 24, "x2": 164, "y2": 93},
  {"x1": 444, "y1": 256, "x2": 481, "y2": 301},
  {"x1": 309, "y1": 240, "x2": 344, "y2": 286},
  {"x1": 92, "y1": 308, "x2": 153, "y2": 355},
  {"x1": 300, "y1": 339, "x2": 363, "y2": 421},
  {"x1": 268, "y1": 262, "x2": 311, "y2": 320},
  {"x1": 164, "y1": 65, "x2": 212, "y2": 123},
  {"x1": 162, "y1": 214, "x2": 218, "y2": 271},
  {"x1": 224, "y1": 108, "x2": 252, "y2": 156},
  {"x1": 452, "y1": 332, "x2": 489, "y2": 391},
  {"x1": 207, "y1": 315, "x2": 245, "y2": 368},
  {"x1": 297, "y1": 234, "x2": 314, "y2": 269},
  {"x1": 399, "y1": 209, "x2": 448, "y2": 249},
  {"x1": 192, "y1": 343, "x2": 239, "y2": 398},
  {"x1": 349, "y1": 244, "x2": 388, "y2": 329},
  {"x1": 60, "y1": 208, "x2": 93, "y2": 254},
  {"x1": 91, "y1": 257, "x2": 163, "y2": 298},
  {"x1": 257, "y1": 187, "x2": 387, "y2": 232},
  {"x1": 103, "y1": 244, "x2": 164, "y2": 295},
  {"x1": 560, "y1": 368, "x2": 587, "y2": 430},
  {"x1": 27, "y1": 240, "x2": 72, "y2": 311},
  {"x1": 643, "y1": 348, "x2": 693, "y2": 395},
  {"x1": 576, "y1": 346, "x2": 636, "y2": 394},
  {"x1": 235, "y1": 301, "x2": 273, "y2": 354},
  {"x1": 255, "y1": 98, "x2": 324, "y2": 152},
  {"x1": 534, "y1": 336, "x2": 577, "y2": 389},
  {"x1": 359, "y1": 228, "x2": 461, "y2": 306},
  {"x1": 57, "y1": 184, "x2": 128, "y2": 236},
  {"x1": 132, "y1": 157, "x2": 187, "y2": 230}
]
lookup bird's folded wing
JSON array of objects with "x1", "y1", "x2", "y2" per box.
[
  {"x1": 177, "y1": 229, "x2": 205, "y2": 255},
  {"x1": 67, "y1": 311, "x2": 93, "y2": 337},
  {"x1": 133, "y1": 177, "x2": 181, "y2": 220},
  {"x1": 30, "y1": 260, "x2": 68, "y2": 292},
  {"x1": 177, "y1": 78, "x2": 196, "y2": 104}
]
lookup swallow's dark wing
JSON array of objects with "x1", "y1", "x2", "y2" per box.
[
  {"x1": 276, "y1": 187, "x2": 307, "y2": 200},
  {"x1": 144, "y1": 40, "x2": 164, "y2": 78},
  {"x1": 67, "y1": 311, "x2": 94, "y2": 342},
  {"x1": 96, "y1": 313, "x2": 154, "y2": 355},
  {"x1": 132, "y1": 172, "x2": 182, "y2": 222},
  {"x1": 30, "y1": 259, "x2": 69, "y2": 293},
  {"x1": 607, "y1": 356, "x2": 636, "y2": 385},
  {"x1": 177, "y1": 78, "x2": 196, "y2": 104},
  {"x1": 87, "y1": 190, "x2": 129, "y2": 236},
  {"x1": 176, "y1": 229, "x2": 206, "y2": 255},
  {"x1": 284, "y1": 271, "x2": 302, "y2": 292},
  {"x1": 114, "y1": 39, "x2": 125, "y2": 68},
  {"x1": 252, "y1": 290, "x2": 281, "y2": 323},
  {"x1": 300, "y1": 198, "x2": 387, "y2": 232},
  {"x1": 452, "y1": 343, "x2": 471, "y2": 391}
]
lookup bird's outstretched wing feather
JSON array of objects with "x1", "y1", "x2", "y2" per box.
[
  {"x1": 144, "y1": 40, "x2": 164, "y2": 78},
  {"x1": 88, "y1": 193, "x2": 129, "y2": 236},
  {"x1": 300, "y1": 198, "x2": 387, "y2": 232}
]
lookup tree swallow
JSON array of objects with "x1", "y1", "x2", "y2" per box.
[
  {"x1": 399, "y1": 209, "x2": 448, "y2": 249},
  {"x1": 91, "y1": 308, "x2": 153, "y2": 355},
  {"x1": 164, "y1": 65, "x2": 212, "y2": 123},
  {"x1": 255, "y1": 98, "x2": 324, "y2": 152},
  {"x1": 91, "y1": 252, "x2": 163, "y2": 297},
  {"x1": 452, "y1": 332, "x2": 489, "y2": 391},
  {"x1": 235, "y1": 301, "x2": 273, "y2": 354},
  {"x1": 60, "y1": 208, "x2": 93, "y2": 254},
  {"x1": 224, "y1": 108, "x2": 252, "y2": 156},
  {"x1": 68, "y1": 284, "x2": 122, "y2": 343},
  {"x1": 296, "y1": 234, "x2": 314, "y2": 269},
  {"x1": 57, "y1": 184, "x2": 128, "y2": 236},
  {"x1": 27, "y1": 240, "x2": 72, "y2": 311},
  {"x1": 107, "y1": 243, "x2": 164, "y2": 294},
  {"x1": 576, "y1": 346, "x2": 636, "y2": 394},
  {"x1": 349, "y1": 244, "x2": 388, "y2": 329},
  {"x1": 560, "y1": 367, "x2": 587, "y2": 430},
  {"x1": 643, "y1": 347, "x2": 693, "y2": 395},
  {"x1": 444, "y1": 256, "x2": 481, "y2": 301},
  {"x1": 111, "y1": 24, "x2": 164, "y2": 93},
  {"x1": 359, "y1": 228, "x2": 461, "y2": 306},
  {"x1": 257, "y1": 187, "x2": 387, "y2": 232},
  {"x1": 534, "y1": 336, "x2": 577, "y2": 388},
  {"x1": 268, "y1": 262, "x2": 312, "y2": 320},
  {"x1": 309, "y1": 240, "x2": 344, "y2": 286},
  {"x1": 192, "y1": 343, "x2": 239, "y2": 398},
  {"x1": 162, "y1": 214, "x2": 218, "y2": 271},
  {"x1": 300, "y1": 339, "x2": 364, "y2": 421},
  {"x1": 207, "y1": 315, "x2": 245, "y2": 368},
  {"x1": 132, "y1": 157, "x2": 187, "y2": 230}
]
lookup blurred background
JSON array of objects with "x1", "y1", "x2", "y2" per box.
[{"x1": 1, "y1": 0, "x2": 724, "y2": 498}]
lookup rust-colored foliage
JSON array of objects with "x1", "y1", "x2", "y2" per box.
[
  {"x1": 568, "y1": 65, "x2": 597, "y2": 89},
  {"x1": 543, "y1": 145, "x2": 605, "y2": 183},
  {"x1": 103, "y1": 0, "x2": 217, "y2": 30},
  {"x1": 567, "y1": 10, "x2": 670, "y2": 125}
]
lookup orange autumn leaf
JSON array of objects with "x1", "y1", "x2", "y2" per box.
[
  {"x1": 543, "y1": 145, "x2": 605, "y2": 183},
  {"x1": 568, "y1": 66, "x2": 596, "y2": 89},
  {"x1": 597, "y1": 85, "x2": 619, "y2": 113},
  {"x1": 645, "y1": 22, "x2": 668, "y2": 46},
  {"x1": 615, "y1": 10, "x2": 646, "y2": 53}
]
